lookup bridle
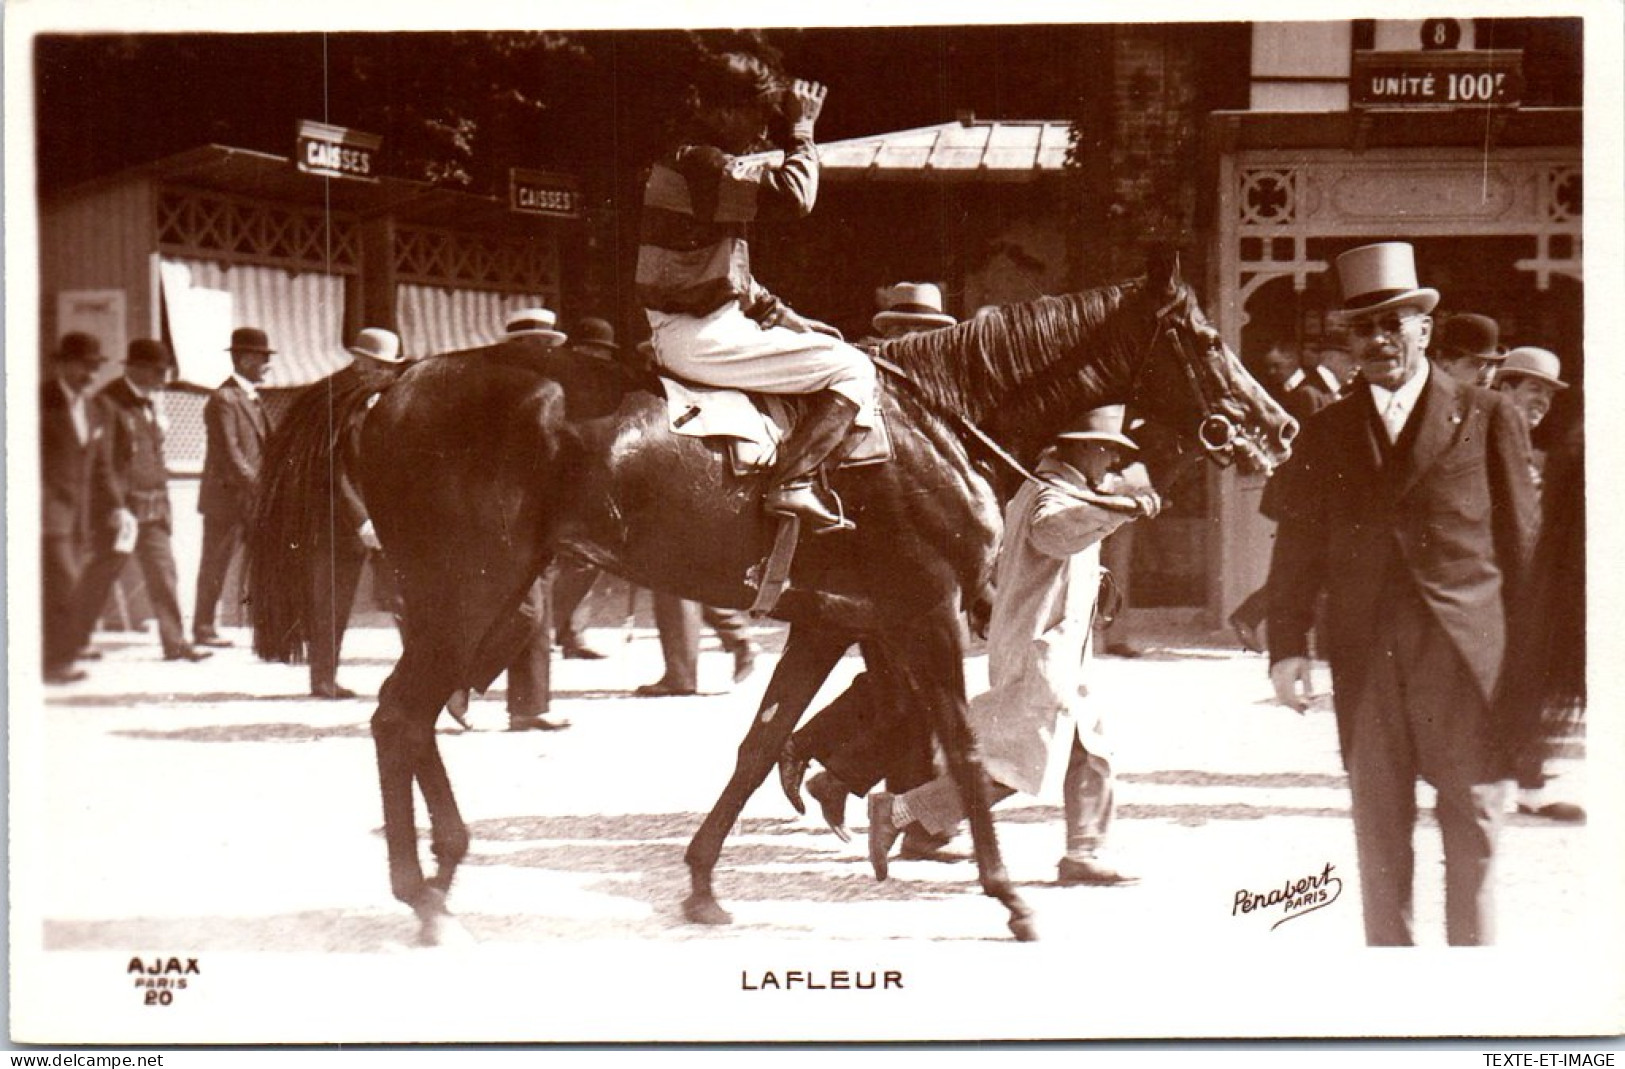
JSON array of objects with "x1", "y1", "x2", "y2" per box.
[{"x1": 1141, "y1": 292, "x2": 1274, "y2": 472}]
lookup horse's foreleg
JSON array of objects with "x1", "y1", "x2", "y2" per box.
[
  {"x1": 682, "y1": 626, "x2": 850, "y2": 926},
  {"x1": 897, "y1": 612, "x2": 1036, "y2": 942},
  {"x1": 372, "y1": 652, "x2": 470, "y2": 946}
]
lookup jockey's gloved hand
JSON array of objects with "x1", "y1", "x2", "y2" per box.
[{"x1": 766, "y1": 302, "x2": 844, "y2": 341}]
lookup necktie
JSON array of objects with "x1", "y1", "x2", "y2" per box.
[{"x1": 1382, "y1": 395, "x2": 1407, "y2": 443}]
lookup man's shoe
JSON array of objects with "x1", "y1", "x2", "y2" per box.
[
  {"x1": 635, "y1": 679, "x2": 696, "y2": 697},
  {"x1": 1103, "y1": 642, "x2": 1142, "y2": 659},
  {"x1": 898, "y1": 828, "x2": 961, "y2": 862},
  {"x1": 763, "y1": 480, "x2": 855, "y2": 534},
  {"x1": 194, "y1": 632, "x2": 233, "y2": 648},
  {"x1": 866, "y1": 793, "x2": 902, "y2": 881},
  {"x1": 559, "y1": 635, "x2": 606, "y2": 660},
  {"x1": 1228, "y1": 612, "x2": 1265, "y2": 654},
  {"x1": 312, "y1": 682, "x2": 358, "y2": 700},
  {"x1": 164, "y1": 647, "x2": 212, "y2": 663},
  {"x1": 777, "y1": 744, "x2": 810, "y2": 815},
  {"x1": 45, "y1": 665, "x2": 88, "y2": 684},
  {"x1": 444, "y1": 690, "x2": 472, "y2": 730},
  {"x1": 508, "y1": 713, "x2": 571, "y2": 732},
  {"x1": 1519, "y1": 800, "x2": 1586, "y2": 823},
  {"x1": 1056, "y1": 856, "x2": 1140, "y2": 886},
  {"x1": 732, "y1": 642, "x2": 758, "y2": 684},
  {"x1": 806, "y1": 772, "x2": 852, "y2": 843},
  {"x1": 75, "y1": 648, "x2": 104, "y2": 662}
]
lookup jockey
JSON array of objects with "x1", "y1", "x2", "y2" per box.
[{"x1": 636, "y1": 52, "x2": 877, "y2": 533}]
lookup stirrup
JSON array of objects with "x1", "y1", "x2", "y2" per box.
[{"x1": 764, "y1": 479, "x2": 853, "y2": 534}]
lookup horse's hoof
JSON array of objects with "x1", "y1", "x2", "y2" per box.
[
  {"x1": 418, "y1": 913, "x2": 476, "y2": 948},
  {"x1": 1009, "y1": 915, "x2": 1040, "y2": 943},
  {"x1": 681, "y1": 895, "x2": 734, "y2": 926}
]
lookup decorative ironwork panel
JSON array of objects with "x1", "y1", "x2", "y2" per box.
[
  {"x1": 156, "y1": 188, "x2": 360, "y2": 273},
  {"x1": 394, "y1": 225, "x2": 558, "y2": 294}
]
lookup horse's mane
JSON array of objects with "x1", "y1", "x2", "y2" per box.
[
  {"x1": 247, "y1": 366, "x2": 380, "y2": 664},
  {"x1": 873, "y1": 281, "x2": 1152, "y2": 431}
]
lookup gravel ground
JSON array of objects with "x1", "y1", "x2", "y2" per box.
[{"x1": 10, "y1": 622, "x2": 1619, "y2": 1045}]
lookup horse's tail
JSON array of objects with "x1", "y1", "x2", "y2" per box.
[{"x1": 246, "y1": 368, "x2": 378, "y2": 664}]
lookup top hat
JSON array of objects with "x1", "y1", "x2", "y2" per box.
[
  {"x1": 126, "y1": 338, "x2": 174, "y2": 368},
  {"x1": 1496, "y1": 347, "x2": 1568, "y2": 390},
  {"x1": 573, "y1": 317, "x2": 619, "y2": 353},
  {"x1": 503, "y1": 307, "x2": 567, "y2": 346},
  {"x1": 227, "y1": 326, "x2": 275, "y2": 354},
  {"x1": 55, "y1": 332, "x2": 107, "y2": 364},
  {"x1": 1055, "y1": 404, "x2": 1139, "y2": 452},
  {"x1": 873, "y1": 282, "x2": 957, "y2": 334},
  {"x1": 348, "y1": 327, "x2": 405, "y2": 365},
  {"x1": 1333, "y1": 243, "x2": 1440, "y2": 318},
  {"x1": 1433, "y1": 313, "x2": 1504, "y2": 363}
]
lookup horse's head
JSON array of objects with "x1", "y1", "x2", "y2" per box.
[{"x1": 1129, "y1": 252, "x2": 1296, "y2": 476}]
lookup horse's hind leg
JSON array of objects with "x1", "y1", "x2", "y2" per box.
[
  {"x1": 683, "y1": 625, "x2": 850, "y2": 926},
  {"x1": 893, "y1": 609, "x2": 1036, "y2": 942}
]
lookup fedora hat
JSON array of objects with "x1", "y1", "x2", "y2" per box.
[
  {"x1": 126, "y1": 338, "x2": 174, "y2": 368},
  {"x1": 55, "y1": 332, "x2": 107, "y2": 364},
  {"x1": 1055, "y1": 404, "x2": 1139, "y2": 452},
  {"x1": 573, "y1": 317, "x2": 619, "y2": 353},
  {"x1": 1333, "y1": 243, "x2": 1440, "y2": 318},
  {"x1": 1496, "y1": 347, "x2": 1568, "y2": 390},
  {"x1": 227, "y1": 326, "x2": 275, "y2": 354},
  {"x1": 1433, "y1": 313, "x2": 1504, "y2": 363},
  {"x1": 503, "y1": 306, "x2": 567, "y2": 346},
  {"x1": 873, "y1": 282, "x2": 957, "y2": 334},
  {"x1": 347, "y1": 327, "x2": 405, "y2": 364}
]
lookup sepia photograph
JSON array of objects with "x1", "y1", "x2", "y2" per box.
[{"x1": 6, "y1": 0, "x2": 1623, "y2": 1048}]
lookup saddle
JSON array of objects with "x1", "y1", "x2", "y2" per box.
[{"x1": 656, "y1": 376, "x2": 891, "y2": 475}]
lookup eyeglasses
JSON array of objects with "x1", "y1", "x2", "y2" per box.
[{"x1": 1349, "y1": 312, "x2": 1422, "y2": 339}]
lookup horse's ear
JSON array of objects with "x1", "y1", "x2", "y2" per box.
[{"x1": 1146, "y1": 247, "x2": 1184, "y2": 298}]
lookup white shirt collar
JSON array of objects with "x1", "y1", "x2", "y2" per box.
[
  {"x1": 231, "y1": 372, "x2": 261, "y2": 400},
  {"x1": 1282, "y1": 368, "x2": 1306, "y2": 393},
  {"x1": 1315, "y1": 365, "x2": 1342, "y2": 394},
  {"x1": 1368, "y1": 359, "x2": 1430, "y2": 422}
]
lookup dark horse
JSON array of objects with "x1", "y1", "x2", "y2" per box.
[{"x1": 248, "y1": 255, "x2": 1294, "y2": 944}]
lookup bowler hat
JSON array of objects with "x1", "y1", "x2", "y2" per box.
[
  {"x1": 347, "y1": 327, "x2": 405, "y2": 364},
  {"x1": 503, "y1": 306, "x2": 567, "y2": 346},
  {"x1": 1055, "y1": 404, "x2": 1139, "y2": 452},
  {"x1": 1334, "y1": 243, "x2": 1440, "y2": 318},
  {"x1": 1496, "y1": 347, "x2": 1568, "y2": 390},
  {"x1": 873, "y1": 282, "x2": 957, "y2": 334},
  {"x1": 227, "y1": 327, "x2": 275, "y2": 354},
  {"x1": 55, "y1": 332, "x2": 106, "y2": 364},
  {"x1": 126, "y1": 338, "x2": 174, "y2": 368},
  {"x1": 574, "y1": 317, "x2": 619, "y2": 353},
  {"x1": 1433, "y1": 313, "x2": 1504, "y2": 363}
]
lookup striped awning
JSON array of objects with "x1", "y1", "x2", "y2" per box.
[
  {"x1": 160, "y1": 257, "x2": 349, "y2": 389},
  {"x1": 395, "y1": 284, "x2": 554, "y2": 359}
]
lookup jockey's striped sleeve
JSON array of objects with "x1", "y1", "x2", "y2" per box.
[{"x1": 636, "y1": 122, "x2": 820, "y2": 320}]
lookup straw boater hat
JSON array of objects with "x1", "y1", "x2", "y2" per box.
[
  {"x1": 873, "y1": 282, "x2": 957, "y2": 334},
  {"x1": 1055, "y1": 403, "x2": 1139, "y2": 452},
  {"x1": 227, "y1": 326, "x2": 275, "y2": 354},
  {"x1": 503, "y1": 307, "x2": 567, "y2": 346},
  {"x1": 1496, "y1": 347, "x2": 1568, "y2": 390},
  {"x1": 348, "y1": 327, "x2": 405, "y2": 365},
  {"x1": 1333, "y1": 243, "x2": 1440, "y2": 318},
  {"x1": 1433, "y1": 313, "x2": 1505, "y2": 364}
]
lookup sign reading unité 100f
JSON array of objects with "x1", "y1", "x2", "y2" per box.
[{"x1": 1351, "y1": 50, "x2": 1523, "y2": 109}]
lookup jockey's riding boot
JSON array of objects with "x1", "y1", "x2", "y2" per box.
[{"x1": 763, "y1": 391, "x2": 861, "y2": 533}]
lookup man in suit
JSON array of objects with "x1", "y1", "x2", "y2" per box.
[
  {"x1": 193, "y1": 326, "x2": 274, "y2": 648},
  {"x1": 71, "y1": 339, "x2": 210, "y2": 664},
  {"x1": 305, "y1": 328, "x2": 406, "y2": 699},
  {"x1": 41, "y1": 332, "x2": 115, "y2": 682},
  {"x1": 1430, "y1": 312, "x2": 1505, "y2": 389},
  {"x1": 1266, "y1": 242, "x2": 1538, "y2": 946}
]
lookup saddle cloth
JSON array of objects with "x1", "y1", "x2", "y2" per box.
[{"x1": 658, "y1": 376, "x2": 891, "y2": 474}]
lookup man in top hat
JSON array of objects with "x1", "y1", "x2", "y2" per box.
[
  {"x1": 304, "y1": 328, "x2": 407, "y2": 699},
  {"x1": 193, "y1": 326, "x2": 275, "y2": 648},
  {"x1": 865, "y1": 405, "x2": 1161, "y2": 884},
  {"x1": 72, "y1": 339, "x2": 210, "y2": 665},
  {"x1": 41, "y1": 332, "x2": 117, "y2": 682},
  {"x1": 1430, "y1": 312, "x2": 1505, "y2": 389},
  {"x1": 1265, "y1": 242, "x2": 1538, "y2": 945}
]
